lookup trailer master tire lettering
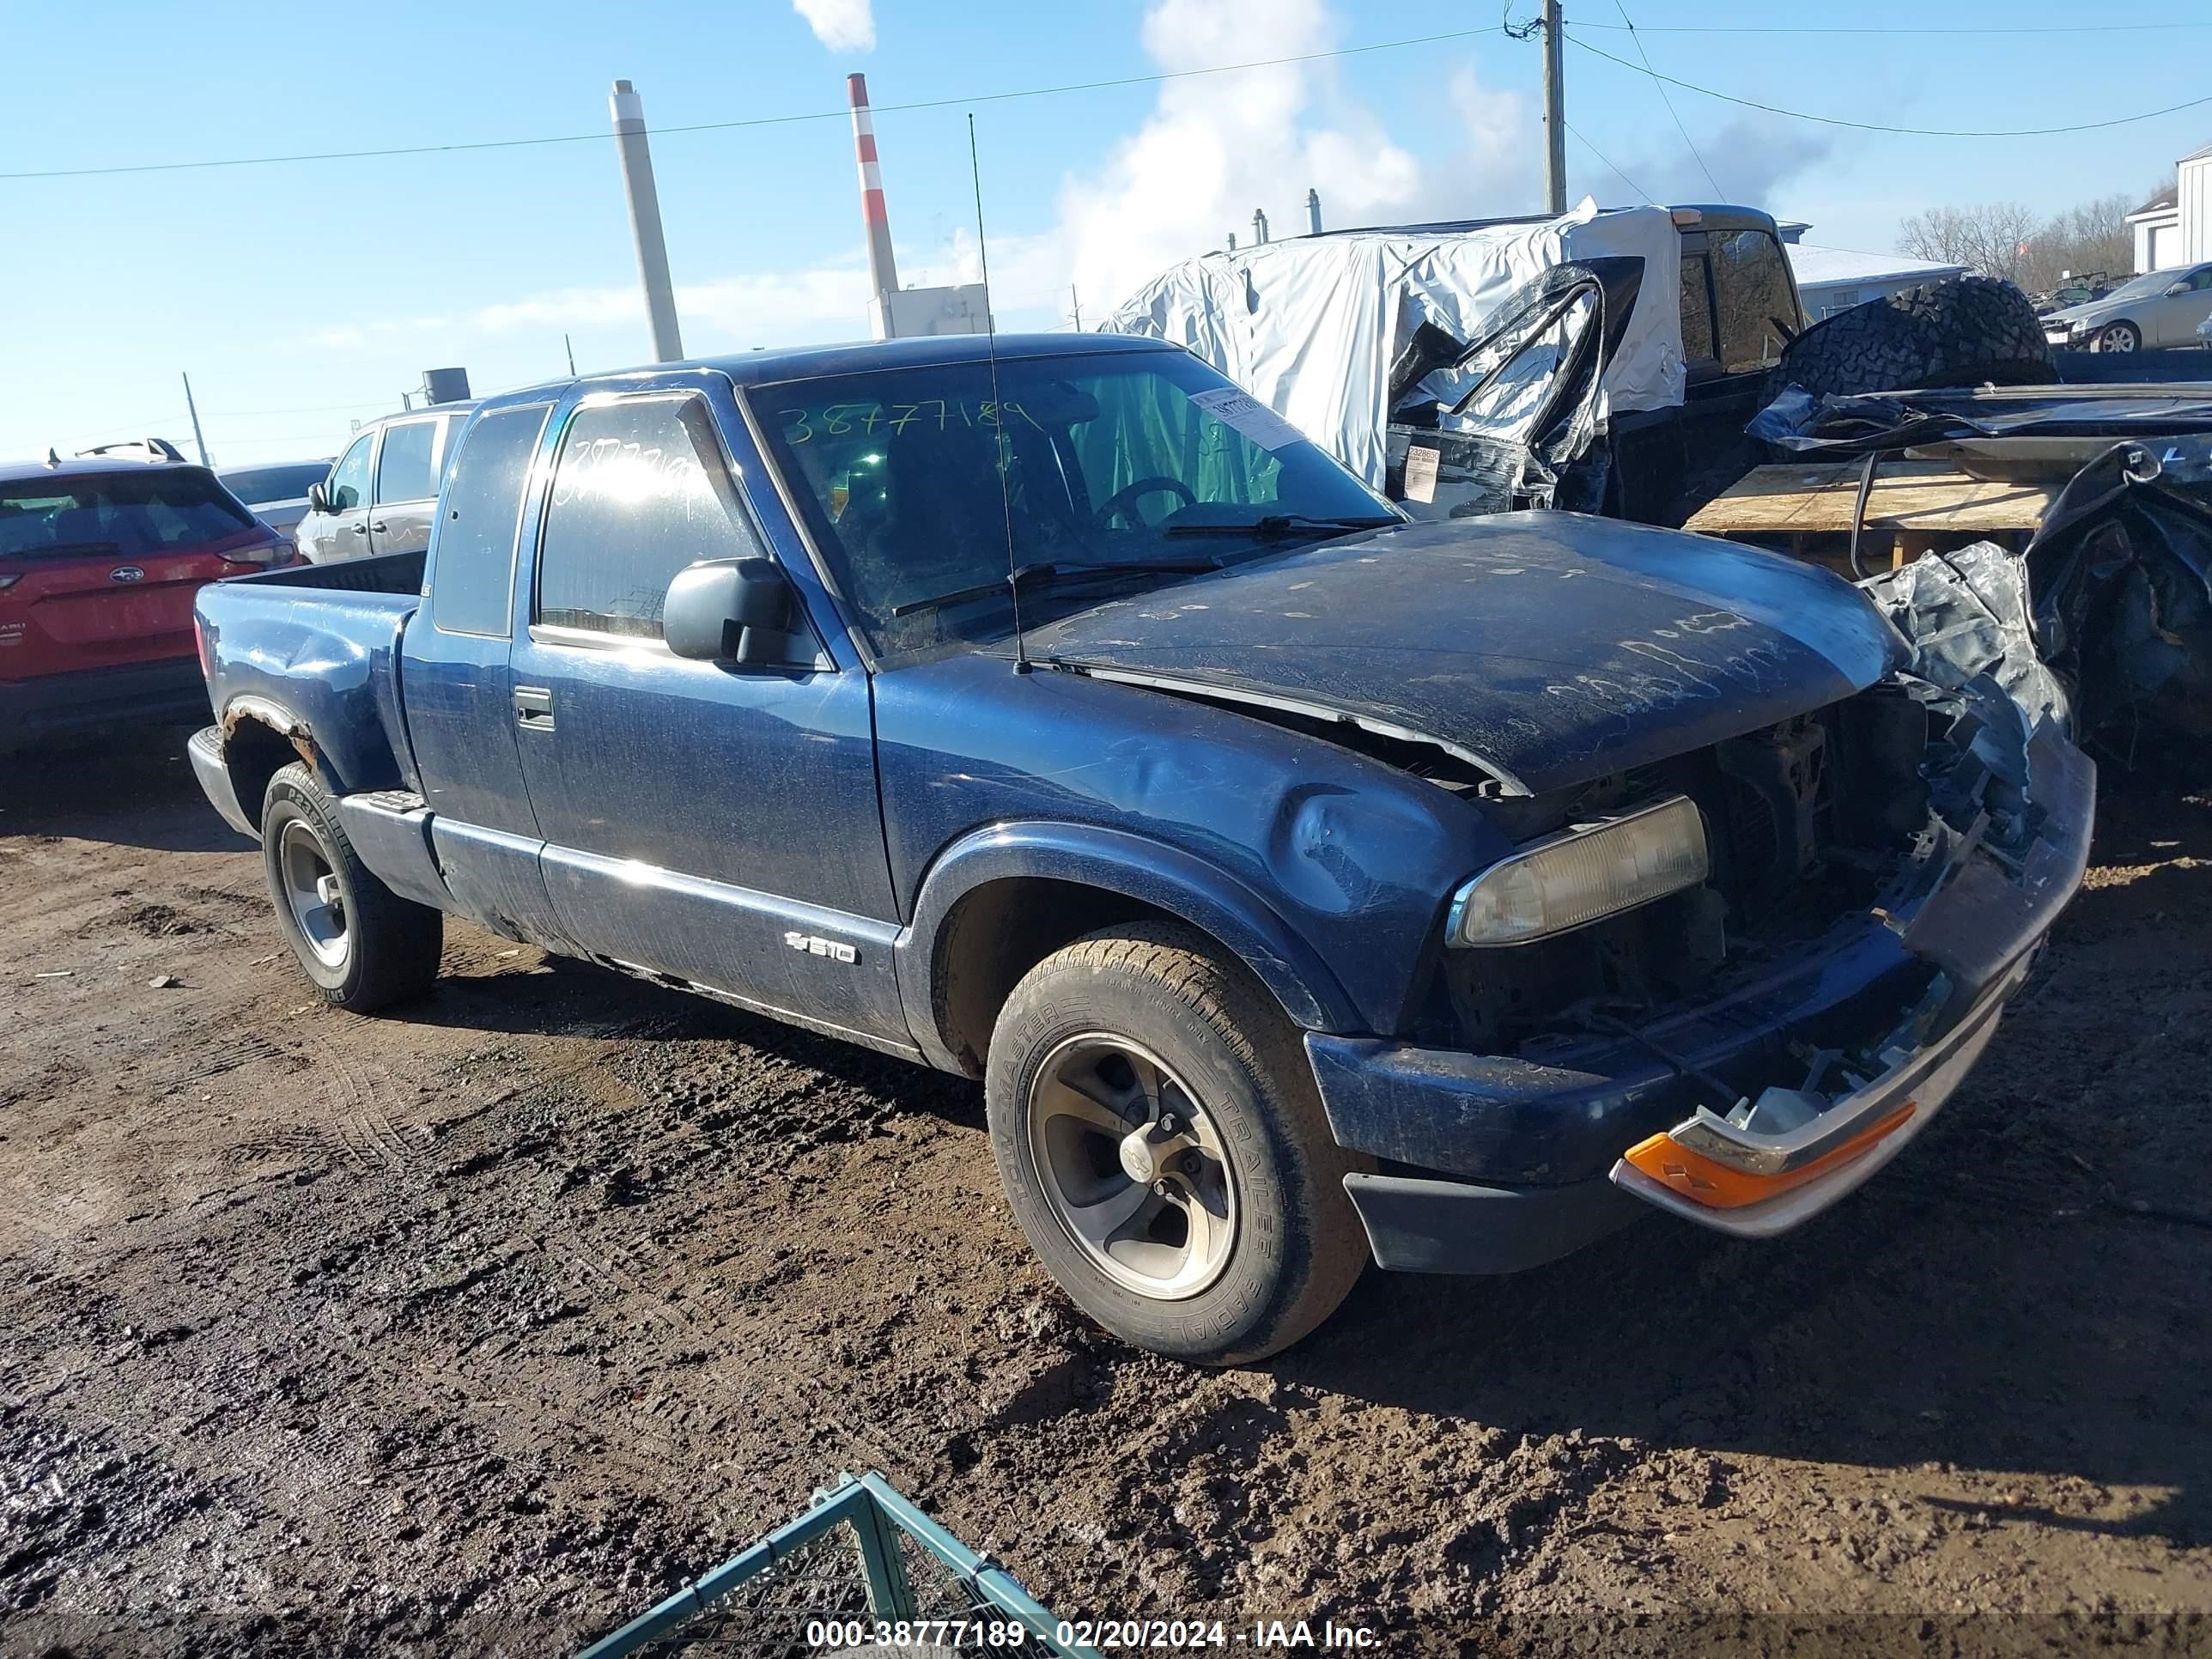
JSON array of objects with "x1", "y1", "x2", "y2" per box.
[
  {"x1": 260, "y1": 762, "x2": 442, "y2": 1012},
  {"x1": 984, "y1": 922, "x2": 1370, "y2": 1366},
  {"x1": 1779, "y1": 275, "x2": 2055, "y2": 397}
]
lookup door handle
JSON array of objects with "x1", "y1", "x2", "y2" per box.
[
  {"x1": 513, "y1": 686, "x2": 555, "y2": 731},
  {"x1": 369, "y1": 520, "x2": 389, "y2": 532},
  {"x1": 349, "y1": 520, "x2": 368, "y2": 533}
]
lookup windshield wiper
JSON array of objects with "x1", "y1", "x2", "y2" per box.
[
  {"x1": 888, "y1": 558, "x2": 1220, "y2": 618},
  {"x1": 1164, "y1": 514, "x2": 1400, "y2": 540}
]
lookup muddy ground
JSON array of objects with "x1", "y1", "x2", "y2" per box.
[{"x1": 2, "y1": 728, "x2": 2209, "y2": 1658}]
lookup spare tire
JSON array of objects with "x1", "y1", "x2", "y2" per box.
[{"x1": 1778, "y1": 275, "x2": 2055, "y2": 396}]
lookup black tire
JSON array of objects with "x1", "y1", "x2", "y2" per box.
[
  {"x1": 2087, "y1": 319, "x2": 2142, "y2": 354},
  {"x1": 984, "y1": 921, "x2": 1370, "y2": 1365},
  {"x1": 260, "y1": 762, "x2": 442, "y2": 1012},
  {"x1": 1779, "y1": 275, "x2": 2055, "y2": 396}
]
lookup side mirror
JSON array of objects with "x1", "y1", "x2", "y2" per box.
[
  {"x1": 664, "y1": 557, "x2": 805, "y2": 665},
  {"x1": 2167, "y1": 282, "x2": 2191, "y2": 297},
  {"x1": 307, "y1": 481, "x2": 330, "y2": 514}
]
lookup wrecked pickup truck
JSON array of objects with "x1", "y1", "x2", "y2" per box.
[{"x1": 188, "y1": 332, "x2": 2093, "y2": 1365}]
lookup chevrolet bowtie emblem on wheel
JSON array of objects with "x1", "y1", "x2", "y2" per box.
[
  {"x1": 785, "y1": 931, "x2": 857, "y2": 964},
  {"x1": 108, "y1": 566, "x2": 145, "y2": 584}
]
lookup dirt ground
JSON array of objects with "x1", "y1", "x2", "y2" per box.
[{"x1": 3, "y1": 727, "x2": 2209, "y2": 1658}]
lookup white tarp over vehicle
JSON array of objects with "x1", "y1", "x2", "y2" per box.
[{"x1": 1103, "y1": 198, "x2": 1686, "y2": 489}]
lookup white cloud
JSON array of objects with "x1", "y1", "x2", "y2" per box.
[
  {"x1": 1052, "y1": 0, "x2": 1434, "y2": 315},
  {"x1": 304, "y1": 3, "x2": 1559, "y2": 366},
  {"x1": 791, "y1": 0, "x2": 874, "y2": 52},
  {"x1": 303, "y1": 258, "x2": 877, "y2": 360}
]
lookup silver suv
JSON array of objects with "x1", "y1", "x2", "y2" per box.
[{"x1": 298, "y1": 404, "x2": 476, "y2": 563}]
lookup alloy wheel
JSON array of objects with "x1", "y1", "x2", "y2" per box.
[
  {"x1": 1023, "y1": 1033, "x2": 1238, "y2": 1301},
  {"x1": 278, "y1": 818, "x2": 349, "y2": 970}
]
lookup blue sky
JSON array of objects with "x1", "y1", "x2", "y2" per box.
[{"x1": 3, "y1": 0, "x2": 2206, "y2": 466}]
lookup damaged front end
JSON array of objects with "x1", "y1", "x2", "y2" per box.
[
  {"x1": 1609, "y1": 690, "x2": 2092, "y2": 1237},
  {"x1": 1310, "y1": 669, "x2": 2094, "y2": 1270}
]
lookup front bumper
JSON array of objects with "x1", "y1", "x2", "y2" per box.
[{"x1": 1316, "y1": 718, "x2": 2095, "y2": 1273}]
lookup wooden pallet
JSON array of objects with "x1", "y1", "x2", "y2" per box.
[{"x1": 1684, "y1": 460, "x2": 2055, "y2": 573}]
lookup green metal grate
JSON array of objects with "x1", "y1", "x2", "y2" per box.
[{"x1": 578, "y1": 1472, "x2": 1103, "y2": 1659}]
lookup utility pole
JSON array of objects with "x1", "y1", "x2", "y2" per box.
[
  {"x1": 1069, "y1": 286, "x2": 1083, "y2": 332},
  {"x1": 609, "y1": 79, "x2": 684, "y2": 362},
  {"x1": 180, "y1": 372, "x2": 210, "y2": 466},
  {"x1": 564, "y1": 333, "x2": 578, "y2": 376},
  {"x1": 1540, "y1": 0, "x2": 1566, "y2": 214}
]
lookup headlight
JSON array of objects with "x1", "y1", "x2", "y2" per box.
[{"x1": 1448, "y1": 794, "x2": 1710, "y2": 948}]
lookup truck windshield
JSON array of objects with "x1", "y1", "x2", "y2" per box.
[
  {"x1": 0, "y1": 471, "x2": 255, "y2": 558},
  {"x1": 756, "y1": 349, "x2": 1396, "y2": 653}
]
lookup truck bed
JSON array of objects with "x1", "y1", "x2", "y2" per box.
[
  {"x1": 196, "y1": 550, "x2": 426, "y2": 798},
  {"x1": 246, "y1": 548, "x2": 427, "y2": 594}
]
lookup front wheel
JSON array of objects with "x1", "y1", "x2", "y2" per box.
[
  {"x1": 984, "y1": 923, "x2": 1370, "y2": 1364},
  {"x1": 261, "y1": 762, "x2": 443, "y2": 1012},
  {"x1": 2092, "y1": 319, "x2": 2141, "y2": 353}
]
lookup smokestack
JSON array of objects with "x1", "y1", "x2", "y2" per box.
[
  {"x1": 1307, "y1": 188, "x2": 1322, "y2": 236},
  {"x1": 848, "y1": 74, "x2": 902, "y2": 340},
  {"x1": 1252, "y1": 209, "x2": 1269, "y2": 246},
  {"x1": 609, "y1": 80, "x2": 684, "y2": 362}
]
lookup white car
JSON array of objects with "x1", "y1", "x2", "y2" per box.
[{"x1": 2044, "y1": 264, "x2": 2212, "y2": 352}]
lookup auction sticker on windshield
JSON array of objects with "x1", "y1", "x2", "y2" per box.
[{"x1": 1186, "y1": 386, "x2": 1307, "y2": 453}]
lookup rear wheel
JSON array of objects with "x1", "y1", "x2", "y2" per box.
[
  {"x1": 260, "y1": 762, "x2": 442, "y2": 1012},
  {"x1": 984, "y1": 922, "x2": 1370, "y2": 1365}
]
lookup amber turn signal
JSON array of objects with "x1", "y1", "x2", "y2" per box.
[{"x1": 1620, "y1": 1103, "x2": 1917, "y2": 1209}]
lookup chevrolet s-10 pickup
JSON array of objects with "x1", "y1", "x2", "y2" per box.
[{"x1": 189, "y1": 333, "x2": 2093, "y2": 1363}]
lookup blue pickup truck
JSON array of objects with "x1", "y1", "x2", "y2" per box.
[{"x1": 188, "y1": 333, "x2": 2094, "y2": 1364}]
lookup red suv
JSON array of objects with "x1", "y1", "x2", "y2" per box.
[{"x1": 0, "y1": 453, "x2": 294, "y2": 752}]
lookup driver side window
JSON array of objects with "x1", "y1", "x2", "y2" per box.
[{"x1": 328, "y1": 433, "x2": 374, "y2": 514}]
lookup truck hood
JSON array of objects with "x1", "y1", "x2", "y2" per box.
[{"x1": 1024, "y1": 513, "x2": 1904, "y2": 795}]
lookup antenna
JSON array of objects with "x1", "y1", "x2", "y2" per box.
[{"x1": 969, "y1": 113, "x2": 1030, "y2": 675}]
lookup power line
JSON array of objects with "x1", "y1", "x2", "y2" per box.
[
  {"x1": 1564, "y1": 121, "x2": 1653, "y2": 207},
  {"x1": 1565, "y1": 29, "x2": 2212, "y2": 137},
  {"x1": 2, "y1": 26, "x2": 1506, "y2": 184},
  {"x1": 201, "y1": 398, "x2": 393, "y2": 418},
  {"x1": 1609, "y1": 1, "x2": 1722, "y2": 199},
  {"x1": 1570, "y1": 18, "x2": 2212, "y2": 33}
]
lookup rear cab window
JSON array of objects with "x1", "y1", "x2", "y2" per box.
[
  {"x1": 0, "y1": 470, "x2": 255, "y2": 559},
  {"x1": 1711, "y1": 228, "x2": 1801, "y2": 373},
  {"x1": 533, "y1": 395, "x2": 768, "y2": 641},
  {"x1": 429, "y1": 404, "x2": 552, "y2": 637},
  {"x1": 1678, "y1": 247, "x2": 1719, "y2": 377}
]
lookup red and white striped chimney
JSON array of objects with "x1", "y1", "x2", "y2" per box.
[{"x1": 848, "y1": 74, "x2": 901, "y2": 338}]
